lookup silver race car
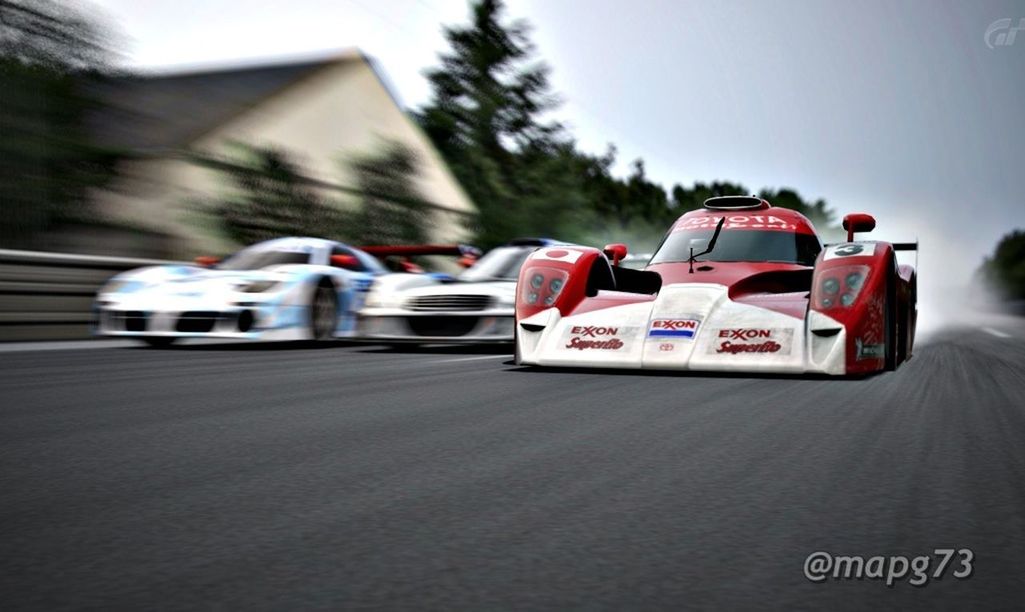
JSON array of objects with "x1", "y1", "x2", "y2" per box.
[{"x1": 358, "y1": 238, "x2": 569, "y2": 344}]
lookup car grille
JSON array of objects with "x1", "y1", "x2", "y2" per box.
[
  {"x1": 406, "y1": 294, "x2": 493, "y2": 312},
  {"x1": 407, "y1": 316, "x2": 480, "y2": 337},
  {"x1": 175, "y1": 311, "x2": 220, "y2": 333}
]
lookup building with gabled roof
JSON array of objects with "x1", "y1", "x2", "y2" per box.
[{"x1": 87, "y1": 49, "x2": 476, "y2": 256}]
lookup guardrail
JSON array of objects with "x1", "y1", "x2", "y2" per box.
[{"x1": 0, "y1": 249, "x2": 174, "y2": 342}]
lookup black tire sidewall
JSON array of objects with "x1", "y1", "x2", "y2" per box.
[{"x1": 309, "y1": 282, "x2": 339, "y2": 341}]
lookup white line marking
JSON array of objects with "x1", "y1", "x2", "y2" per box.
[
  {"x1": 0, "y1": 337, "x2": 253, "y2": 353},
  {"x1": 430, "y1": 354, "x2": 509, "y2": 364},
  {"x1": 982, "y1": 327, "x2": 1012, "y2": 339},
  {"x1": 0, "y1": 340, "x2": 136, "y2": 353}
]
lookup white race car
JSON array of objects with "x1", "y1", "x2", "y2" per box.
[
  {"x1": 358, "y1": 239, "x2": 569, "y2": 344},
  {"x1": 94, "y1": 237, "x2": 473, "y2": 346}
]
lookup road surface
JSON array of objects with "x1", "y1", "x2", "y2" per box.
[{"x1": 2, "y1": 322, "x2": 1024, "y2": 610}]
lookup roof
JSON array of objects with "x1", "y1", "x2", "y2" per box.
[
  {"x1": 673, "y1": 204, "x2": 818, "y2": 236},
  {"x1": 86, "y1": 52, "x2": 365, "y2": 152}
]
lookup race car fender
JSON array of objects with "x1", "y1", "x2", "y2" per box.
[
  {"x1": 811, "y1": 242, "x2": 896, "y2": 374},
  {"x1": 515, "y1": 246, "x2": 607, "y2": 321}
]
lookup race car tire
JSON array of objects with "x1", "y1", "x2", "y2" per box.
[
  {"x1": 309, "y1": 280, "x2": 339, "y2": 341},
  {"x1": 514, "y1": 323, "x2": 521, "y2": 365},
  {"x1": 884, "y1": 267, "x2": 897, "y2": 372},
  {"x1": 141, "y1": 336, "x2": 176, "y2": 348}
]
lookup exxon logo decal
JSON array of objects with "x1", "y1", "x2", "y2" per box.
[
  {"x1": 718, "y1": 329, "x2": 772, "y2": 340},
  {"x1": 648, "y1": 319, "x2": 699, "y2": 338},
  {"x1": 570, "y1": 325, "x2": 619, "y2": 337}
]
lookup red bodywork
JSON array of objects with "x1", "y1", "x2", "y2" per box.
[{"x1": 516, "y1": 201, "x2": 917, "y2": 374}]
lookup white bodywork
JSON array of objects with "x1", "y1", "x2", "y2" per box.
[
  {"x1": 95, "y1": 238, "x2": 379, "y2": 341},
  {"x1": 359, "y1": 275, "x2": 516, "y2": 343},
  {"x1": 517, "y1": 283, "x2": 848, "y2": 374},
  {"x1": 357, "y1": 243, "x2": 543, "y2": 343}
]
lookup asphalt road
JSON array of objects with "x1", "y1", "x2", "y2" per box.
[{"x1": 2, "y1": 322, "x2": 1025, "y2": 610}]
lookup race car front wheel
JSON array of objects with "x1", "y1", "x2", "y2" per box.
[{"x1": 309, "y1": 282, "x2": 339, "y2": 341}]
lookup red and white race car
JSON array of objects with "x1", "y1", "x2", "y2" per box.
[{"x1": 514, "y1": 196, "x2": 917, "y2": 376}]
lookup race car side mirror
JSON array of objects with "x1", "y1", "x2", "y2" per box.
[
  {"x1": 194, "y1": 255, "x2": 220, "y2": 267},
  {"x1": 330, "y1": 254, "x2": 359, "y2": 270},
  {"x1": 603, "y1": 243, "x2": 628, "y2": 266},
  {"x1": 842, "y1": 213, "x2": 876, "y2": 242}
]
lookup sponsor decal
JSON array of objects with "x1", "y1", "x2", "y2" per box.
[
  {"x1": 675, "y1": 214, "x2": 797, "y2": 232},
  {"x1": 824, "y1": 243, "x2": 877, "y2": 260},
  {"x1": 567, "y1": 337, "x2": 624, "y2": 350},
  {"x1": 659, "y1": 343, "x2": 675, "y2": 352},
  {"x1": 648, "y1": 318, "x2": 700, "y2": 338},
  {"x1": 565, "y1": 325, "x2": 625, "y2": 350},
  {"x1": 570, "y1": 325, "x2": 618, "y2": 337},
  {"x1": 710, "y1": 328, "x2": 794, "y2": 355},
  {"x1": 533, "y1": 249, "x2": 583, "y2": 264},
  {"x1": 855, "y1": 338, "x2": 886, "y2": 360}
]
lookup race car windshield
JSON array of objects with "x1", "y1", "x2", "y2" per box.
[
  {"x1": 459, "y1": 246, "x2": 533, "y2": 281},
  {"x1": 218, "y1": 249, "x2": 311, "y2": 270},
  {"x1": 650, "y1": 230, "x2": 821, "y2": 266}
]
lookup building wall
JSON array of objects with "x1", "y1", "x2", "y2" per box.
[{"x1": 93, "y1": 54, "x2": 477, "y2": 257}]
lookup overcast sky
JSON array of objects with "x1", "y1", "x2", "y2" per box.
[{"x1": 88, "y1": 0, "x2": 1025, "y2": 277}]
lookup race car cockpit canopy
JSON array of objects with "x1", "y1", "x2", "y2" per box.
[{"x1": 650, "y1": 202, "x2": 822, "y2": 267}]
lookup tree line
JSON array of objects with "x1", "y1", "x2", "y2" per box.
[{"x1": 415, "y1": 0, "x2": 836, "y2": 249}]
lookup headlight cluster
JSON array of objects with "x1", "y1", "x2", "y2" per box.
[
  {"x1": 99, "y1": 279, "x2": 140, "y2": 294},
  {"x1": 521, "y1": 268, "x2": 569, "y2": 308},
  {"x1": 813, "y1": 265, "x2": 869, "y2": 310}
]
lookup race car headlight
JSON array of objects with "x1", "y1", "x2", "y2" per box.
[
  {"x1": 363, "y1": 285, "x2": 398, "y2": 309},
  {"x1": 99, "y1": 279, "x2": 140, "y2": 295},
  {"x1": 813, "y1": 265, "x2": 870, "y2": 310},
  {"x1": 519, "y1": 267, "x2": 568, "y2": 309},
  {"x1": 240, "y1": 280, "x2": 280, "y2": 293}
]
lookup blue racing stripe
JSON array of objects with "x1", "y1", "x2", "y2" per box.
[{"x1": 648, "y1": 330, "x2": 696, "y2": 338}]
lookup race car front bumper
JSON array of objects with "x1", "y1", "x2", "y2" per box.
[
  {"x1": 516, "y1": 285, "x2": 850, "y2": 375},
  {"x1": 95, "y1": 304, "x2": 309, "y2": 341},
  {"x1": 357, "y1": 309, "x2": 515, "y2": 343}
]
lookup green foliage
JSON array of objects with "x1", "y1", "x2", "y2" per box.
[
  {"x1": 416, "y1": 0, "x2": 587, "y2": 248},
  {"x1": 978, "y1": 230, "x2": 1025, "y2": 300},
  {"x1": 0, "y1": 0, "x2": 118, "y2": 246},
  {"x1": 208, "y1": 145, "x2": 343, "y2": 245},
  {"x1": 419, "y1": 0, "x2": 839, "y2": 248},
  {"x1": 350, "y1": 143, "x2": 431, "y2": 245}
]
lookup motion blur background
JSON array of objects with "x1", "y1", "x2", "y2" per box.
[{"x1": 1, "y1": 0, "x2": 1023, "y2": 338}]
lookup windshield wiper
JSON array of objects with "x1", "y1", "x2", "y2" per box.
[{"x1": 688, "y1": 217, "x2": 726, "y2": 273}]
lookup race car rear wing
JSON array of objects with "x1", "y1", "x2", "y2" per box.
[
  {"x1": 359, "y1": 244, "x2": 483, "y2": 272},
  {"x1": 359, "y1": 244, "x2": 482, "y2": 258},
  {"x1": 823, "y1": 240, "x2": 917, "y2": 251},
  {"x1": 823, "y1": 240, "x2": 918, "y2": 268}
]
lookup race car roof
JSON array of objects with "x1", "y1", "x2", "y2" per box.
[{"x1": 672, "y1": 203, "x2": 818, "y2": 236}]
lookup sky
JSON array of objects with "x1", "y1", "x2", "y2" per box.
[{"x1": 86, "y1": 0, "x2": 1025, "y2": 281}]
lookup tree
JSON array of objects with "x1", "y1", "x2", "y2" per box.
[
  {"x1": 0, "y1": 0, "x2": 118, "y2": 246},
  {"x1": 416, "y1": 0, "x2": 580, "y2": 247},
  {"x1": 350, "y1": 143, "x2": 432, "y2": 245},
  {"x1": 208, "y1": 144, "x2": 343, "y2": 245},
  {"x1": 978, "y1": 230, "x2": 1025, "y2": 300},
  {"x1": 418, "y1": 0, "x2": 840, "y2": 247}
]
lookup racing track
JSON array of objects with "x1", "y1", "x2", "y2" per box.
[{"x1": 2, "y1": 321, "x2": 1025, "y2": 610}]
